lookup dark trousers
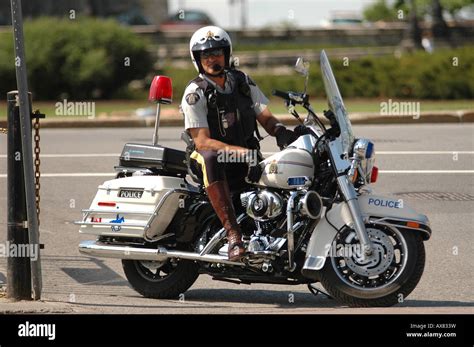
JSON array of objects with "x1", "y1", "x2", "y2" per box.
[{"x1": 190, "y1": 149, "x2": 249, "y2": 192}]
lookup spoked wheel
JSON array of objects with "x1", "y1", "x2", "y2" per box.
[
  {"x1": 320, "y1": 224, "x2": 425, "y2": 307},
  {"x1": 122, "y1": 258, "x2": 199, "y2": 299}
]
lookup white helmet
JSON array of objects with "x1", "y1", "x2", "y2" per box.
[{"x1": 189, "y1": 26, "x2": 232, "y2": 73}]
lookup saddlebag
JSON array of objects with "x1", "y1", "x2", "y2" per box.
[{"x1": 74, "y1": 175, "x2": 190, "y2": 241}]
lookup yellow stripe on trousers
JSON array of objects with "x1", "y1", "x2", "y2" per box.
[{"x1": 190, "y1": 150, "x2": 210, "y2": 187}]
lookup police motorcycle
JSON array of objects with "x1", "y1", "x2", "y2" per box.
[{"x1": 76, "y1": 51, "x2": 431, "y2": 307}]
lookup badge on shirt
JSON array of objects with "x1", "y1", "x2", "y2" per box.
[
  {"x1": 185, "y1": 92, "x2": 200, "y2": 105},
  {"x1": 222, "y1": 112, "x2": 235, "y2": 128}
]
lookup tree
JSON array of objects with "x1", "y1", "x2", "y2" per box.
[
  {"x1": 405, "y1": 0, "x2": 423, "y2": 49},
  {"x1": 440, "y1": 0, "x2": 474, "y2": 19},
  {"x1": 363, "y1": 0, "x2": 399, "y2": 22},
  {"x1": 364, "y1": 0, "x2": 474, "y2": 22},
  {"x1": 431, "y1": 0, "x2": 450, "y2": 39},
  {"x1": 364, "y1": 0, "x2": 466, "y2": 48}
]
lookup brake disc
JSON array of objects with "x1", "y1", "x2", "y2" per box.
[{"x1": 344, "y1": 228, "x2": 395, "y2": 277}]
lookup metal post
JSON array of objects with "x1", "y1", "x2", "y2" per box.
[
  {"x1": 152, "y1": 103, "x2": 161, "y2": 146},
  {"x1": 6, "y1": 91, "x2": 31, "y2": 300},
  {"x1": 10, "y1": 0, "x2": 42, "y2": 299}
]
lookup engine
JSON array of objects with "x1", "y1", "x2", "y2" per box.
[
  {"x1": 233, "y1": 188, "x2": 322, "y2": 272},
  {"x1": 240, "y1": 190, "x2": 284, "y2": 221},
  {"x1": 240, "y1": 189, "x2": 323, "y2": 222},
  {"x1": 232, "y1": 188, "x2": 324, "y2": 270}
]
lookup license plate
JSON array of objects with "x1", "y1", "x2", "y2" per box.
[{"x1": 118, "y1": 188, "x2": 144, "y2": 199}]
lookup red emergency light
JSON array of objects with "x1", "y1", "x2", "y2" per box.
[{"x1": 148, "y1": 76, "x2": 173, "y2": 104}]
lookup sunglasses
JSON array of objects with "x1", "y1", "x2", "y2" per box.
[{"x1": 201, "y1": 49, "x2": 224, "y2": 59}]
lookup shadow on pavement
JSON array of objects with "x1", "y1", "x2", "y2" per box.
[
  {"x1": 171, "y1": 289, "x2": 333, "y2": 308},
  {"x1": 179, "y1": 289, "x2": 474, "y2": 309},
  {"x1": 398, "y1": 300, "x2": 474, "y2": 307}
]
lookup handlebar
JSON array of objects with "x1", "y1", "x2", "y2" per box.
[
  {"x1": 272, "y1": 89, "x2": 291, "y2": 101},
  {"x1": 272, "y1": 89, "x2": 327, "y2": 133},
  {"x1": 272, "y1": 90, "x2": 308, "y2": 105}
]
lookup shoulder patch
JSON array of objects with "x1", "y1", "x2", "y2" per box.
[{"x1": 185, "y1": 92, "x2": 200, "y2": 105}]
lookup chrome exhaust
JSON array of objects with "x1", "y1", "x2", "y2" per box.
[{"x1": 79, "y1": 240, "x2": 244, "y2": 267}]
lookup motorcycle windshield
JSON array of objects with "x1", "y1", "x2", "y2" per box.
[{"x1": 320, "y1": 50, "x2": 354, "y2": 155}]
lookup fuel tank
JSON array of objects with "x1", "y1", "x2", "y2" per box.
[{"x1": 257, "y1": 147, "x2": 314, "y2": 190}]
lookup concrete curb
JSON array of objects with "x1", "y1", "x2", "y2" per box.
[
  {"x1": 1, "y1": 110, "x2": 472, "y2": 129},
  {"x1": 0, "y1": 298, "x2": 78, "y2": 313}
]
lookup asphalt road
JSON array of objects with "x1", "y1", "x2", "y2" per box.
[{"x1": 0, "y1": 124, "x2": 473, "y2": 314}]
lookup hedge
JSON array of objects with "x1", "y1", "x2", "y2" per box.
[
  {"x1": 0, "y1": 18, "x2": 153, "y2": 99},
  {"x1": 0, "y1": 19, "x2": 471, "y2": 102},
  {"x1": 165, "y1": 46, "x2": 474, "y2": 101}
]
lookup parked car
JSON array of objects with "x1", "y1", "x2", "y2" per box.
[
  {"x1": 320, "y1": 11, "x2": 365, "y2": 28},
  {"x1": 160, "y1": 10, "x2": 214, "y2": 31},
  {"x1": 116, "y1": 8, "x2": 151, "y2": 26}
]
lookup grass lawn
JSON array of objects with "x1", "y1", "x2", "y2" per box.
[
  {"x1": 0, "y1": 98, "x2": 472, "y2": 120},
  {"x1": 0, "y1": 100, "x2": 150, "y2": 119},
  {"x1": 233, "y1": 42, "x2": 391, "y2": 52},
  {"x1": 269, "y1": 98, "x2": 474, "y2": 114}
]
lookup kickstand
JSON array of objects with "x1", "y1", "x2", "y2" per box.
[{"x1": 307, "y1": 283, "x2": 333, "y2": 299}]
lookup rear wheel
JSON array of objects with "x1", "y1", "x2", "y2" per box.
[
  {"x1": 320, "y1": 225, "x2": 425, "y2": 307},
  {"x1": 122, "y1": 258, "x2": 199, "y2": 299}
]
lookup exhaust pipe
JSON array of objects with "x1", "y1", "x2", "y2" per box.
[{"x1": 79, "y1": 240, "x2": 244, "y2": 267}]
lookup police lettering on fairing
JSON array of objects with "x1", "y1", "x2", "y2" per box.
[{"x1": 368, "y1": 198, "x2": 401, "y2": 209}]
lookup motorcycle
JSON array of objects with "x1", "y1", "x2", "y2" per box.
[{"x1": 75, "y1": 50, "x2": 431, "y2": 307}]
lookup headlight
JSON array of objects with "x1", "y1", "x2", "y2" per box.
[
  {"x1": 360, "y1": 156, "x2": 376, "y2": 183},
  {"x1": 353, "y1": 138, "x2": 374, "y2": 160},
  {"x1": 353, "y1": 139, "x2": 375, "y2": 183}
]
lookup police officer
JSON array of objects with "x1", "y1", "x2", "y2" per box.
[{"x1": 181, "y1": 26, "x2": 297, "y2": 261}]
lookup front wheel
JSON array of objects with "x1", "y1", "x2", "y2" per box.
[
  {"x1": 319, "y1": 225, "x2": 425, "y2": 307},
  {"x1": 122, "y1": 258, "x2": 199, "y2": 299}
]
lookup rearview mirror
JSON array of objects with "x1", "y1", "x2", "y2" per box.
[
  {"x1": 294, "y1": 57, "x2": 309, "y2": 77},
  {"x1": 295, "y1": 57, "x2": 310, "y2": 95}
]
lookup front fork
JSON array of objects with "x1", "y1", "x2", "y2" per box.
[{"x1": 337, "y1": 175, "x2": 373, "y2": 256}]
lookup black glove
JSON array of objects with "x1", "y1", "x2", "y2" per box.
[
  {"x1": 246, "y1": 162, "x2": 263, "y2": 183},
  {"x1": 246, "y1": 151, "x2": 263, "y2": 183},
  {"x1": 294, "y1": 125, "x2": 313, "y2": 137},
  {"x1": 323, "y1": 110, "x2": 340, "y2": 138},
  {"x1": 323, "y1": 109, "x2": 335, "y2": 121},
  {"x1": 275, "y1": 126, "x2": 298, "y2": 150}
]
